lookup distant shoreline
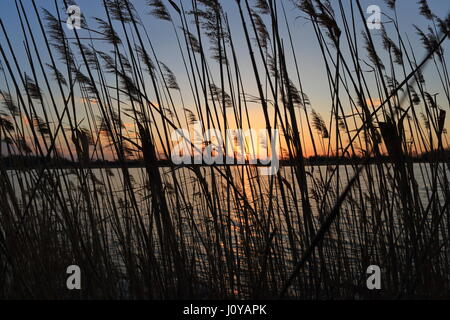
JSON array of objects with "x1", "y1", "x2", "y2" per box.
[{"x1": 2, "y1": 156, "x2": 449, "y2": 171}]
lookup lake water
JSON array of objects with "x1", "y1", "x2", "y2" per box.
[{"x1": 5, "y1": 162, "x2": 449, "y2": 297}]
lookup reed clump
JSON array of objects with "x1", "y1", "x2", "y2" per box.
[{"x1": 0, "y1": 0, "x2": 448, "y2": 299}]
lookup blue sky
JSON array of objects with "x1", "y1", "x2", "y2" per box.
[{"x1": 1, "y1": 0, "x2": 448, "y2": 108}]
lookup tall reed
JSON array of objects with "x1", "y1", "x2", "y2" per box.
[{"x1": 0, "y1": 0, "x2": 448, "y2": 299}]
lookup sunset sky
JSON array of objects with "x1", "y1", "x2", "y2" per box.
[{"x1": 0, "y1": 0, "x2": 448, "y2": 159}]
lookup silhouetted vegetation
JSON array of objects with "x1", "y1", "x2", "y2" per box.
[{"x1": 0, "y1": 0, "x2": 448, "y2": 299}]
